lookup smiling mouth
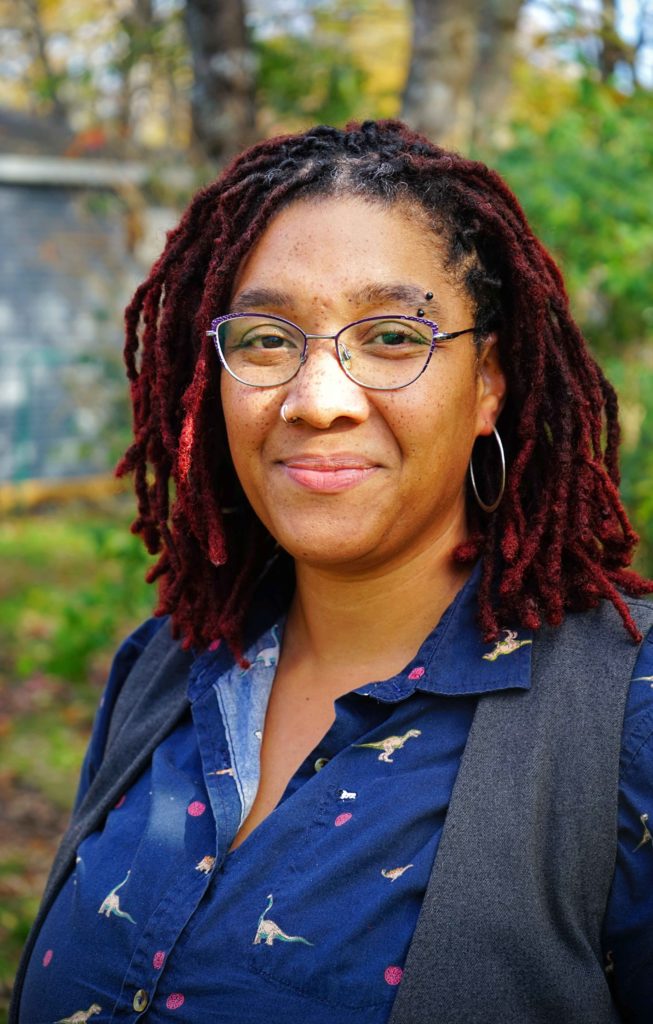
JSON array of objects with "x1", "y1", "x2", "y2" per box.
[{"x1": 279, "y1": 456, "x2": 380, "y2": 493}]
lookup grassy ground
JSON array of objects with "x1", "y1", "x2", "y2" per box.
[{"x1": 0, "y1": 500, "x2": 154, "y2": 1016}]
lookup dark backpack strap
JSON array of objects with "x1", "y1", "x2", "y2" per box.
[{"x1": 9, "y1": 621, "x2": 193, "y2": 1023}]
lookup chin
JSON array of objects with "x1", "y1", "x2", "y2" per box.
[{"x1": 274, "y1": 525, "x2": 382, "y2": 568}]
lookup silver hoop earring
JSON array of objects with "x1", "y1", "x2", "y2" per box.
[
  {"x1": 469, "y1": 425, "x2": 505, "y2": 513},
  {"x1": 280, "y1": 404, "x2": 298, "y2": 425}
]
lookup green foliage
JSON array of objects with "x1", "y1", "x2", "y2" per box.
[
  {"x1": 255, "y1": 27, "x2": 369, "y2": 127},
  {"x1": 0, "y1": 503, "x2": 155, "y2": 1005},
  {"x1": 0, "y1": 503, "x2": 154, "y2": 686},
  {"x1": 254, "y1": 0, "x2": 406, "y2": 129},
  {"x1": 481, "y1": 71, "x2": 653, "y2": 578},
  {"x1": 602, "y1": 353, "x2": 653, "y2": 575},
  {"x1": 490, "y1": 74, "x2": 653, "y2": 354}
]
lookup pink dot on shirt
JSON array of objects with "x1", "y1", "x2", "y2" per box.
[
  {"x1": 166, "y1": 993, "x2": 185, "y2": 1010},
  {"x1": 114, "y1": 794, "x2": 126, "y2": 809},
  {"x1": 42, "y1": 949, "x2": 53, "y2": 967},
  {"x1": 209, "y1": 639, "x2": 221, "y2": 652},
  {"x1": 153, "y1": 950, "x2": 166, "y2": 969},
  {"x1": 187, "y1": 801, "x2": 206, "y2": 817},
  {"x1": 384, "y1": 965, "x2": 404, "y2": 986},
  {"x1": 334, "y1": 812, "x2": 352, "y2": 827},
  {"x1": 408, "y1": 666, "x2": 425, "y2": 680}
]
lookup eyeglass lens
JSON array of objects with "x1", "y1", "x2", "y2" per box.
[{"x1": 216, "y1": 315, "x2": 433, "y2": 389}]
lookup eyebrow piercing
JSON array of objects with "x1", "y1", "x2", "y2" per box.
[
  {"x1": 417, "y1": 308, "x2": 425, "y2": 317},
  {"x1": 425, "y1": 291, "x2": 433, "y2": 301}
]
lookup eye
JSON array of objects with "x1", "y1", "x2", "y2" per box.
[
  {"x1": 232, "y1": 325, "x2": 300, "y2": 352},
  {"x1": 375, "y1": 329, "x2": 418, "y2": 346},
  {"x1": 368, "y1": 322, "x2": 429, "y2": 345},
  {"x1": 354, "y1": 320, "x2": 431, "y2": 357}
]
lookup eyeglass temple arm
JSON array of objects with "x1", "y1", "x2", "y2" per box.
[{"x1": 435, "y1": 327, "x2": 476, "y2": 341}]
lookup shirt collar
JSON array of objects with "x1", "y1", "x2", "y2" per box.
[
  {"x1": 189, "y1": 559, "x2": 533, "y2": 704},
  {"x1": 355, "y1": 562, "x2": 533, "y2": 701}
]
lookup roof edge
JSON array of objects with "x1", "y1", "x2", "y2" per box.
[{"x1": 0, "y1": 154, "x2": 147, "y2": 188}]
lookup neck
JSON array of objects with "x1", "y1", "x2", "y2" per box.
[{"x1": 282, "y1": 520, "x2": 474, "y2": 693}]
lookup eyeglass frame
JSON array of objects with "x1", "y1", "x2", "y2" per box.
[{"x1": 207, "y1": 312, "x2": 477, "y2": 391}]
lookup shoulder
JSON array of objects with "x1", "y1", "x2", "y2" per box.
[
  {"x1": 79, "y1": 617, "x2": 170, "y2": 792},
  {"x1": 606, "y1": 624, "x2": 653, "y2": 1006},
  {"x1": 102, "y1": 616, "x2": 169, "y2": 713},
  {"x1": 622, "y1": 621, "x2": 653, "y2": 775},
  {"x1": 531, "y1": 597, "x2": 653, "y2": 691}
]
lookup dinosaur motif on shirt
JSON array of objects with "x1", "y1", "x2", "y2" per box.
[
  {"x1": 98, "y1": 870, "x2": 137, "y2": 923},
  {"x1": 196, "y1": 855, "x2": 216, "y2": 873},
  {"x1": 482, "y1": 629, "x2": 532, "y2": 661},
  {"x1": 242, "y1": 626, "x2": 281, "y2": 674},
  {"x1": 634, "y1": 812, "x2": 652, "y2": 852},
  {"x1": 253, "y1": 893, "x2": 313, "y2": 946},
  {"x1": 56, "y1": 1004, "x2": 102, "y2": 1024},
  {"x1": 381, "y1": 864, "x2": 414, "y2": 882},
  {"x1": 355, "y1": 729, "x2": 421, "y2": 763}
]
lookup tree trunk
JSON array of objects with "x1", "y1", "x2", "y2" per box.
[
  {"x1": 598, "y1": 0, "x2": 633, "y2": 81},
  {"x1": 115, "y1": 0, "x2": 154, "y2": 150},
  {"x1": 184, "y1": 0, "x2": 257, "y2": 166},
  {"x1": 401, "y1": 0, "x2": 524, "y2": 151},
  {"x1": 472, "y1": 0, "x2": 524, "y2": 146},
  {"x1": 22, "y1": 0, "x2": 70, "y2": 127}
]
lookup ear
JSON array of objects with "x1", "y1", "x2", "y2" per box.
[{"x1": 475, "y1": 334, "x2": 506, "y2": 438}]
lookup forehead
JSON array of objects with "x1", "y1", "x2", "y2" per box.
[{"x1": 229, "y1": 196, "x2": 464, "y2": 319}]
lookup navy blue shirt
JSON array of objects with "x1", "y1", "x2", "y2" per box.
[{"x1": 19, "y1": 572, "x2": 653, "y2": 1023}]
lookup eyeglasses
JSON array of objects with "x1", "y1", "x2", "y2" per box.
[{"x1": 208, "y1": 313, "x2": 476, "y2": 391}]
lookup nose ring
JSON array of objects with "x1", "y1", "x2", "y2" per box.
[{"x1": 280, "y1": 404, "x2": 298, "y2": 425}]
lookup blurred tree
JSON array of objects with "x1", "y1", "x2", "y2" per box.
[
  {"x1": 3, "y1": 0, "x2": 190, "y2": 156},
  {"x1": 401, "y1": 0, "x2": 525, "y2": 149},
  {"x1": 491, "y1": 66, "x2": 653, "y2": 567},
  {"x1": 599, "y1": 0, "x2": 628, "y2": 79},
  {"x1": 253, "y1": 0, "x2": 408, "y2": 132},
  {"x1": 19, "y1": 0, "x2": 70, "y2": 128},
  {"x1": 529, "y1": 0, "x2": 652, "y2": 90},
  {"x1": 184, "y1": 0, "x2": 257, "y2": 163},
  {"x1": 112, "y1": 0, "x2": 189, "y2": 155},
  {"x1": 493, "y1": 71, "x2": 653, "y2": 354}
]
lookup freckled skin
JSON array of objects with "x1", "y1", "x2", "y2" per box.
[{"x1": 220, "y1": 197, "x2": 505, "y2": 577}]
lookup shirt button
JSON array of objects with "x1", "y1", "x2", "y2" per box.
[
  {"x1": 133, "y1": 989, "x2": 149, "y2": 1012},
  {"x1": 314, "y1": 757, "x2": 329, "y2": 772}
]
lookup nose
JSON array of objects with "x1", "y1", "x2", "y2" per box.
[{"x1": 282, "y1": 338, "x2": 370, "y2": 429}]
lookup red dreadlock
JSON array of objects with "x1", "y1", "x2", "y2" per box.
[{"x1": 116, "y1": 119, "x2": 651, "y2": 658}]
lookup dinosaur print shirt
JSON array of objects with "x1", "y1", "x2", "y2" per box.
[{"x1": 19, "y1": 568, "x2": 653, "y2": 1024}]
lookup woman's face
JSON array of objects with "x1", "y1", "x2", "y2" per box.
[{"x1": 220, "y1": 197, "x2": 505, "y2": 575}]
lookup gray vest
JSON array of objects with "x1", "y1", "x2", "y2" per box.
[{"x1": 11, "y1": 597, "x2": 653, "y2": 1023}]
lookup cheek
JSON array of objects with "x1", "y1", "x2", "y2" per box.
[
  {"x1": 397, "y1": 378, "x2": 480, "y2": 475},
  {"x1": 221, "y1": 384, "x2": 274, "y2": 485}
]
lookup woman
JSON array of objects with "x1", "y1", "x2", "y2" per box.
[{"x1": 12, "y1": 120, "x2": 653, "y2": 1023}]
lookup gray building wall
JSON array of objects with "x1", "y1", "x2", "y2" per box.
[
  {"x1": 0, "y1": 184, "x2": 128, "y2": 479},
  {"x1": 0, "y1": 158, "x2": 176, "y2": 481}
]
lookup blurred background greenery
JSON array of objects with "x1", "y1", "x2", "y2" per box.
[{"x1": 1, "y1": 0, "x2": 652, "y2": 1012}]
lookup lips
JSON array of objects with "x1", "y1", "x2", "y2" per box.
[{"x1": 278, "y1": 454, "x2": 380, "y2": 493}]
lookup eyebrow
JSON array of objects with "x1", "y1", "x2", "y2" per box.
[
  {"x1": 229, "y1": 287, "x2": 293, "y2": 314},
  {"x1": 352, "y1": 283, "x2": 443, "y2": 319},
  {"x1": 229, "y1": 283, "x2": 445, "y2": 321}
]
